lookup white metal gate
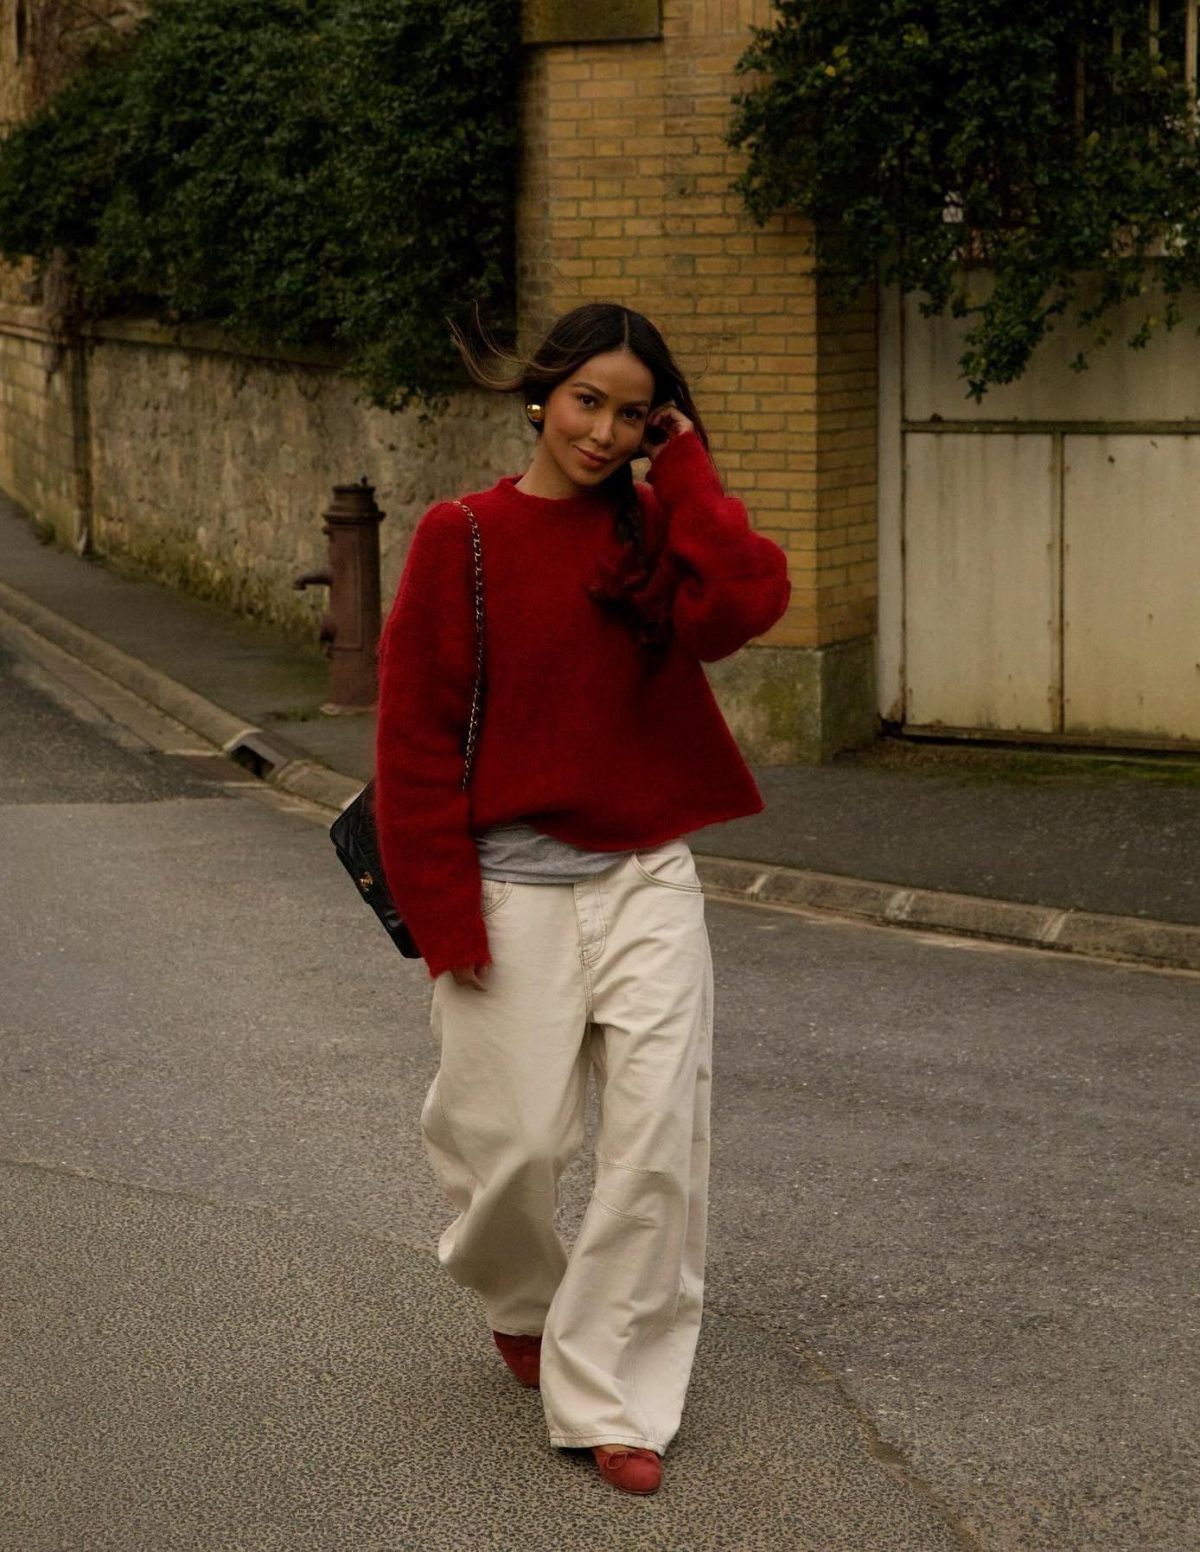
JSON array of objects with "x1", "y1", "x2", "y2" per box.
[{"x1": 878, "y1": 283, "x2": 1200, "y2": 748}]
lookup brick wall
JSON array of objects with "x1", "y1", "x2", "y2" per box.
[
  {"x1": 518, "y1": 0, "x2": 878, "y2": 678},
  {"x1": 813, "y1": 282, "x2": 878, "y2": 646}
]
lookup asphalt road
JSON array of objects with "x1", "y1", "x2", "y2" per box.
[{"x1": 1, "y1": 631, "x2": 1197, "y2": 1552}]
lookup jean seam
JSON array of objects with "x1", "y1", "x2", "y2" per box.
[
  {"x1": 574, "y1": 879, "x2": 607, "y2": 974},
  {"x1": 480, "y1": 880, "x2": 513, "y2": 918},
  {"x1": 629, "y1": 854, "x2": 703, "y2": 891},
  {"x1": 589, "y1": 1190, "x2": 656, "y2": 1228},
  {"x1": 596, "y1": 1150, "x2": 673, "y2": 1178}
]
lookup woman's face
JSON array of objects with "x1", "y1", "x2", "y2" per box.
[{"x1": 533, "y1": 348, "x2": 656, "y2": 496}]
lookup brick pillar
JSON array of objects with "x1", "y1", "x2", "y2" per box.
[{"x1": 518, "y1": 0, "x2": 878, "y2": 761}]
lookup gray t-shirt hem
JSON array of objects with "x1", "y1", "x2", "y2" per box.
[{"x1": 475, "y1": 822, "x2": 633, "y2": 884}]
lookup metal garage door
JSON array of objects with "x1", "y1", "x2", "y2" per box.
[{"x1": 879, "y1": 285, "x2": 1200, "y2": 748}]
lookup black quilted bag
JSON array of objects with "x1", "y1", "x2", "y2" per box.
[{"x1": 329, "y1": 501, "x2": 485, "y2": 959}]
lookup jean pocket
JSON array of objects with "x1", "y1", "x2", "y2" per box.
[
  {"x1": 630, "y1": 841, "x2": 702, "y2": 892},
  {"x1": 480, "y1": 878, "x2": 514, "y2": 917}
]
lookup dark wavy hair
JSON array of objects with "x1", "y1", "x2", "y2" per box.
[{"x1": 450, "y1": 302, "x2": 707, "y2": 561}]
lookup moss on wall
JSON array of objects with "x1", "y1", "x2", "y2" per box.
[{"x1": 709, "y1": 638, "x2": 877, "y2": 764}]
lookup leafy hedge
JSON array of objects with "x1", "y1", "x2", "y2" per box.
[
  {"x1": 729, "y1": 1, "x2": 1200, "y2": 397},
  {"x1": 0, "y1": 0, "x2": 521, "y2": 410}
]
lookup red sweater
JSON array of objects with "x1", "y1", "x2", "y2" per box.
[{"x1": 374, "y1": 432, "x2": 791, "y2": 978}]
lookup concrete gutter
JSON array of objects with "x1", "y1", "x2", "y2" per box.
[
  {"x1": 0, "y1": 579, "x2": 363, "y2": 814},
  {"x1": 3, "y1": 577, "x2": 1198, "y2": 976}
]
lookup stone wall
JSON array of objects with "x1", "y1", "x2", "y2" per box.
[
  {"x1": 6, "y1": 314, "x2": 529, "y2": 639},
  {"x1": 84, "y1": 321, "x2": 529, "y2": 637},
  {"x1": 0, "y1": 306, "x2": 78, "y2": 540}
]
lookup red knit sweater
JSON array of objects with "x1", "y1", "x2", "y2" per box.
[{"x1": 374, "y1": 431, "x2": 791, "y2": 978}]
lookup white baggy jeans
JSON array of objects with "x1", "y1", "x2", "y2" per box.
[{"x1": 422, "y1": 838, "x2": 714, "y2": 1455}]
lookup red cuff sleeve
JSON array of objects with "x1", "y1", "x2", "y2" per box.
[
  {"x1": 374, "y1": 502, "x2": 492, "y2": 979},
  {"x1": 645, "y1": 433, "x2": 792, "y2": 662}
]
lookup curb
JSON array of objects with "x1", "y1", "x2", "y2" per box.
[
  {"x1": 3, "y1": 578, "x2": 1198, "y2": 975},
  {"x1": 694, "y1": 858, "x2": 1200, "y2": 974},
  {"x1": 0, "y1": 580, "x2": 363, "y2": 813}
]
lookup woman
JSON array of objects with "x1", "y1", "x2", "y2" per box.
[{"x1": 374, "y1": 303, "x2": 790, "y2": 1494}]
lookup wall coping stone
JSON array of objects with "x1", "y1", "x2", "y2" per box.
[
  {"x1": 0, "y1": 302, "x2": 352, "y2": 369},
  {"x1": 80, "y1": 315, "x2": 350, "y2": 369},
  {"x1": 0, "y1": 302, "x2": 53, "y2": 342},
  {"x1": 522, "y1": 0, "x2": 662, "y2": 45}
]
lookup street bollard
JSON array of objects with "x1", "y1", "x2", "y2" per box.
[{"x1": 294, "y1": 477, "x2": 384, "y2": 712}]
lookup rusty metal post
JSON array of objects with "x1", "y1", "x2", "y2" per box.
[{"x1": 294, "y1": 477, "x2": 384, "y2": 712}]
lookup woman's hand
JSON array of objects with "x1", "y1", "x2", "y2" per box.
[
  {"x1": 450, "y1": 962, "x2": 489, "y2": 991},
  {"x1": 641, "y1": 403, "x2": 695, "y2": 462}
]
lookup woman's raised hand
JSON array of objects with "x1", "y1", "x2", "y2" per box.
[
  {"x1": 450, "y1": 962, "x2": 489, "y2": 991},
  {"x1": 641, "y1": 403, "x2": 694, "y2": 461}
]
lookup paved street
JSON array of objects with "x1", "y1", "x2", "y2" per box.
[{"x1": 1, "y1": 628, "x2": 1197, "y2": 1552}]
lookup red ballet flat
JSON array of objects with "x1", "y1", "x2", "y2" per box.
[
  {"x1": 491, "y1": 1330, "x2": 541, "y2": 1388},
  {"x1": 592, "y1": 1444, "x2": 662, "y2": 1495}
]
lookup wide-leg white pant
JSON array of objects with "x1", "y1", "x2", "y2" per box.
[{"x1": 422, "y1": 838, "x2": 714, "y2": 1454}]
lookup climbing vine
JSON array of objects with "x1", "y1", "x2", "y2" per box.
[
  {"x1": 0, "y1": 0, "x2": 521, "y2": 411},
  {"x1": 729, "y1": 1, "x2": 1200, "y2": 397}
]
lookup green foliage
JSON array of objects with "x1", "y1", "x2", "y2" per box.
[
  {"x1": 0, "y1": 0, "x2": 521, "y2": 410},
  {"x1": 729, "y1": 1, "x2": 1200, "y2": 397}
]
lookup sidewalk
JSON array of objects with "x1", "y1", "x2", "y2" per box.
[{"x1": 3, "y1": 492, "x2": 1198, "y2": 971}]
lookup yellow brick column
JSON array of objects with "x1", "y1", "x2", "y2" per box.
[{"x1": 519, "y1": 0, "x2": 878, "y2": 761}]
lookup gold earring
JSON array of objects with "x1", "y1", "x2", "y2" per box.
[{"x1": 525, "y1": 403, "x2": 544, "y2": 425}]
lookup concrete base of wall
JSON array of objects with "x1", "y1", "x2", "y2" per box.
[{"x1": 708, "y1": 636, "x2": 878, "y2": 765}]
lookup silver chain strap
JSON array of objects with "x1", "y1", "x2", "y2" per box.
[{"x1": 455, "y1": 500, "x2": 485, "y2": 791}]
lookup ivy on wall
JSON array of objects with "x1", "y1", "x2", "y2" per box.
[
  {"x1": 0, "y1": 0, "x2": 521, "y2": 410},
  {"x1": 729, "y1": 1, "x2": 1200, "y2": 398}
]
